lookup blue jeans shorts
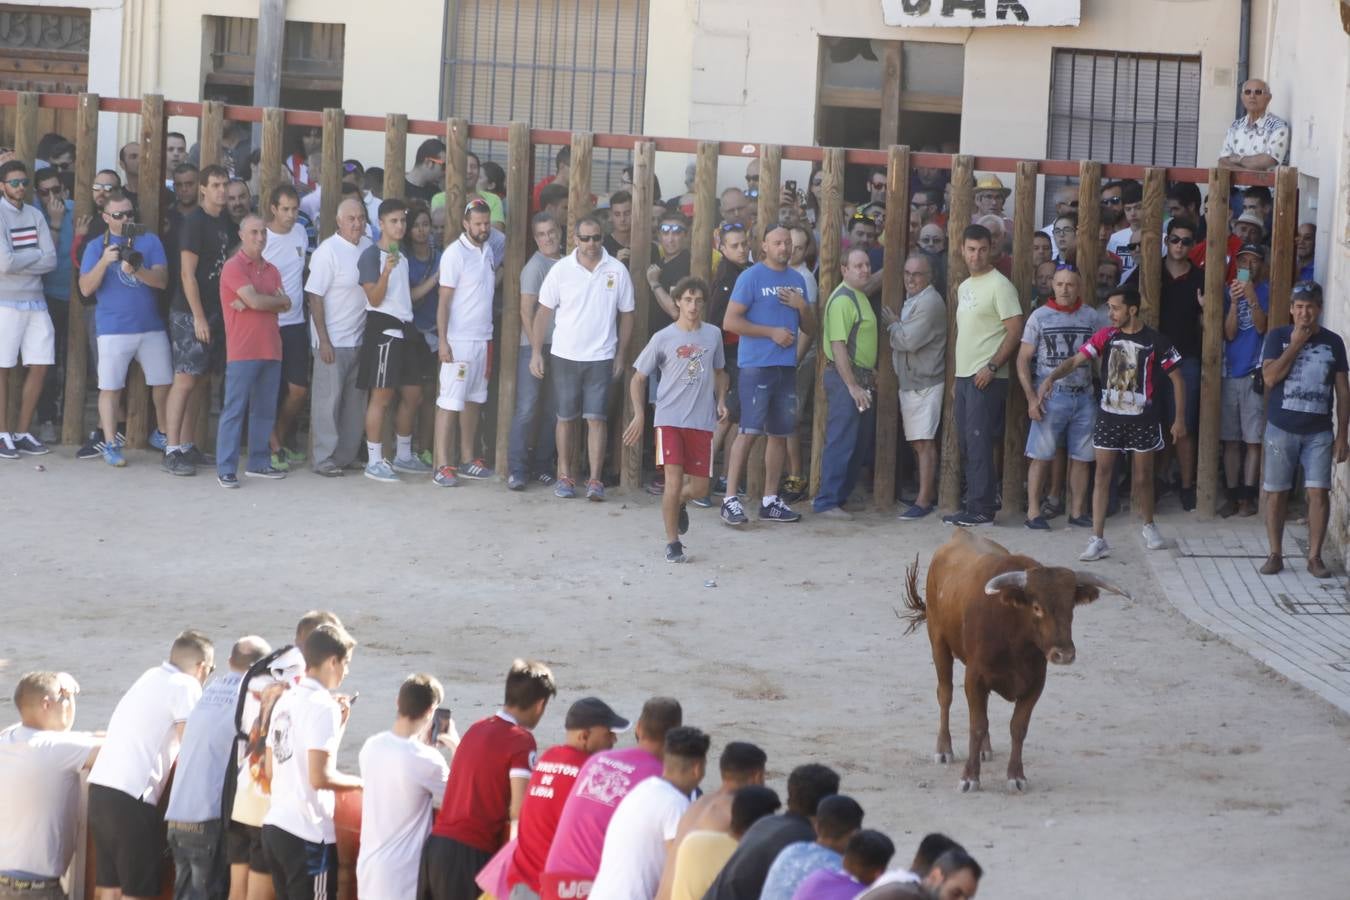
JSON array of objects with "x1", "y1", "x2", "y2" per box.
[
  {"x1": 552, "y1": 355, "x2": 613, "y2": 421},
  {"x1": 1026, "y1": 386, "x2": 1096, "y2": 462},
  {"x1": 1262, "y1": 423, "x2": 1333, "y2": 492},
  {"x1": 1157, "y1": 356, "x2": 1201, "y2": 437},
  {"x1": 738, "y1": 365, "x2": 797, "y2": 437}
]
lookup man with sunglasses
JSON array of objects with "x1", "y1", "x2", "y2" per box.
[
  {"x1": 1158, "y1": 217, "x2": 1205, "y2": 510},
  {"x1": 406, "y1": 139, "x2": 446, "y2": 203},
  {"x1": 867, "y1": 168, "x2": 887, "y2": 206},
  {"x1": 0, "y1": 160, "x2": 58, "y2": 459},
  {"x1": 909, "y1": 189, "x2": 942, "y2": 228},
  {"x1": 1219, "y1": 79, "x2": 1289, "y2": 172},
  {"x1": 1098, "y1": 181, "x2": 1125, "y2": 229},
  {"x1": 0, "y1": 672, "x2": 103, "y2": 900},
  {"x1": 32, "y1": 168, "x2": 74, "y2": 442}
]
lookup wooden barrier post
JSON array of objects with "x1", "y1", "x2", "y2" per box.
[
  {"x1": 565, "y1": 133, "x2": 593, "y2": 252},
  {"x1": 319, "y1": 107, "x2": 343, "y2": 241},
  {"x1": 1138, "y1": 167, "x2": 1166, "y2": 328},
  {"x1": 689, "y1": 142, "x2": 717, "y2": 284},
  {"x1": 1268, "y1": 166, "x2": 1299, "y2": 330},
  {"x1": 192, "y1": 100, "x2": 226, "y2": 451},
  {"x1": 6, "y1": 93, "x2": 38, "y2": 428},
  {"x1": 259, "y1": 107, "x2": 285, "y2": 210},
  {"x1": 745, "y1": 144, "x2": 780, "y2": 502},
  {"x1": 937, "y1": 155, "x2": 974, "y2": 512},
  {"x1": 492, "y1": 122, "x2": 532, "y2": 477},
  {"x1": 1196, "y1": 167, "x2": 1232, "y2": 518},
  {"x1": 199, "y1": 101, "x2": 224, "y2": 169},
  {"x1": 809, "y1": 148, "x2": 845, "y2": 497},
  {"x1": 1074, "y1": 160, "x2": 1102, "y2": 291},
  {"x1": 443, "y1": 117, "x2": 467, "y2": 244},
  {"x1": 1000, "y1": 161, "x2": 1037, "y2": 514},
  {"x1": 383, "y1": 114, "x2": 407, "y2": 201},
  {"x1": 873, "y1": 144, "x2": 909, "y2": 510},
  {"x1": 124, "y1": 94, "x2": 166, "y2": 448},
  {"x1": 619, "y1": 141, "x2": 656, "y2": 491},
  {"x1": 60, "y1": 93, "x2": 99, "y2": 447}
]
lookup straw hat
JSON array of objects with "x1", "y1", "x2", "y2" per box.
[{"x1": 973, "y1": 174, "x2": 1010, "y2": 197}]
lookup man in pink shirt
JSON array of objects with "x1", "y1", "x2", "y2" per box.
[
  {"x1": 539, "y1": 697, "x2": 682, "y2": 900},
  {"x1": 216, "y1": 214, "x2": 292, "y2": 487}
]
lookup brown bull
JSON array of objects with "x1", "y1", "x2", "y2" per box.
[{"x1": 901, "y1": 530, "x2": 1128, "y2": 793}]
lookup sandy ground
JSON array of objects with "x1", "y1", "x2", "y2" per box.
[{"x1": 3, "y1": 450, "x2": 1350, "y2": 898}]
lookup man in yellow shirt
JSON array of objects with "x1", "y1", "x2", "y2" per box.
[
  {"x1": 669, "y1": 786, "x2": 780, "y2": 900},
  {"x1": 943, "y1": 223, "x2": 1023, "y2": 527}
]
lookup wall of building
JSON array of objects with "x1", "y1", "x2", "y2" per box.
[{"x1": 644, "y1": 0, "x2": 1261, "y2": 197}]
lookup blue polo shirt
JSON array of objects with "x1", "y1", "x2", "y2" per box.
[{"x1": 728, "y1": 262, "x2": 809, "y2": 369}]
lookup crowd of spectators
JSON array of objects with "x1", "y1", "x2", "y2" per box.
[
  {"x1": 0, "y1": 76, "x2": 1340, "y2": 571},
  {"x1": 0, "y1": 616, "x2": 985, "y2": 900}
]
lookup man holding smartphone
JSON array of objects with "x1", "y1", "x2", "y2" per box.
[
  {"x1": 1219, "y1": 244, "x2": 1269, "y2": 518},
  {"x1": 357, "y1": 674, "x2": 455, "y2": 900}
]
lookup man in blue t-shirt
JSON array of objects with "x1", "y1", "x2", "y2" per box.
[
  {"x1": 1258, "y1": 281, "x2": 1349, "y2": 579},
  {"x1": 77, "y1": 192, "x2": 172, "y2": 467},
  {"x1": 719, "y1": 223, "x2": 814, "y2": 526},
  {"x1": 1219, "y1": 244, "x2": 1269, "y2": 517}
]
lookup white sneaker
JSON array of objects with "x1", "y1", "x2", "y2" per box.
[
  {"x1": 1079, "y1": 536, "x2": 1111, "y2": 561},
  {"x1": 1141, "y1": 522, "x2": 1166, "y2": 550}
]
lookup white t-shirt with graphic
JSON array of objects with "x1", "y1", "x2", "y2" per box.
[{"x1": 263, "y1": 677, "x2": 342, "y2": 843}]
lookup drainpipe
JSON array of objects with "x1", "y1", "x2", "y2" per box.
[{"x1": 1236, "y1": 0, "x2": 1251, "y2": 118}]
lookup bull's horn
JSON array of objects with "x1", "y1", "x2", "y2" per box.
[
  {"x1": 1074, "y1": 571, "x2": 1132, "y2": 599},
  {"x1": 984, "y1": 571, "x2": 1028, "y2": 595}
]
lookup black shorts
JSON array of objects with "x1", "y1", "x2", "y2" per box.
[
  {"x1": 417, "y1": 834, "x2": 493, "y2": 900},
  {"x1": 169, "y1": 307, "x2": 225, "y2": 377},
  {"x1": 1092, "y1": 412, "x2": 1164, "y2": 453},
  {"x1": 357, "y1": 333, "x2": 430, "y2": 390},
  {"x1": 228, "y1": 820, "x2": 270, "y2": 874},
  {"x1": 262, "y1": 824, "x2": 337, "y2": 900},
  {"x1": 88, "y1": 783, "x2": 166, "y2": 897},
  {"x1": 280, "y1": 323, "x2": 311, "y2": 388}
]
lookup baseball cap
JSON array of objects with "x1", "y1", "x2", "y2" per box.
[
  {"x1": 564, "y1": 697, "x2": 631, "y2": 732},
  {"x1": 1234, "y1": 211, "x2": 1266, "y2": 235},
  {"x1": 1236, "y1": 243, "x2": 1266, "y2": 259}
]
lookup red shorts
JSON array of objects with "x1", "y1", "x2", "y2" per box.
[
  {"x1": 655, "y1": 426, "x2": 713, "y2": 478},
  {"x1": 540, "y1": 873, "x2": 592, "y2": 900}
]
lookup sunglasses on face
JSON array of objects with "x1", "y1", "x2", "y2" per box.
[
  {"x1": 53, "y1": 161, "x2": 72, "y2": 171},
  {"x1": 575, "y1": 233, "x2": 603, "y2": 243},
  {"x1": 1167, "y1": 235, "x2": 1195, "y2": 247},
  {"x1": 1102, "y1": 196, "x2": 1123, "y2": 205},
  {"x1": 106, "y1": 210, "x2": 133, "y2": 220},
  {"x1": 4, "y1": 178, "x2": 29, "y2": 188},
  {"x1": 1243, "y1": 88, "x2": 1266, "y2": 96},
  {"x1": 810, "y1": 178, "x2": 823, "y2": 187},
  {"x1": 37, "y1": 186, "x2": 62, "y2": 197},
  {"x1": 92, "y1": 183, "x2": 117, "y2": 192},
  {"x1": 658, "y1": 223, "x2": 687, "y2": 233},
  {"x1": 870, "y1": 181, "x2": 886, "y2": 190}
]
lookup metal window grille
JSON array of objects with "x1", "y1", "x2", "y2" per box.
[
  {"x1": 1044, "y1": 48, "x2": 1201, "y2": 223},
  {"x1": 442, "y1": 0, "x2": 650, "y2": 193}
]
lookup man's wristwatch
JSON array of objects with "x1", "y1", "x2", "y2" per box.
[{"x1": 985, "y1": 361, "x2": 998, "y2": 374}]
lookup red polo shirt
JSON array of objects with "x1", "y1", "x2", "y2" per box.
[{"x1": 219, "y1": 250, "x2": 284, "y2": 362}]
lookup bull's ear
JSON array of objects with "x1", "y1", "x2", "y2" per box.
[
  {"x1": 984, "y1": 571, "x2": 1030, "y2": 605},
  {"x1": 1073, "y1": 571, "x2": 1131, "y2": 605}
]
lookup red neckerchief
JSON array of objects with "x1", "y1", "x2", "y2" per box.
[{"x1": 1045, "y1": 297, "x2": 1082, "y2": 313}]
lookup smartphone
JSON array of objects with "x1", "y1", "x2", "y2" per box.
[
  {"x1": 1236, "y1": 269, "x2": 1251, "y2": 283},
  {"x1": 785, "y1": 179, "x2": 797, "y2": 195},
  {"x1": 428, "y1": 707, "x2": 453, "y2": 744},
  {"x1": 348, "y1": 692, "x2": 360, "y2": 705}
]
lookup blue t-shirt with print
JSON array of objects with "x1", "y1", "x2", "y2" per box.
[
  {"x1": 1223, "y1": 281, "x2": 1269, "y2": 378},
  {"x1": 729, "y1": 262, "x2": 809, "y2": 369},
  {"x1": 80, "y1": 232, "x2": 168, "y2": 335},
  {"x1": 1262, "y1": 325, "x2": 1349, "y2": 435}
]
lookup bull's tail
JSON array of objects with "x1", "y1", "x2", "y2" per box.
[{"x1": 896, "y1": 554, "x2": 927, "y2": 636}]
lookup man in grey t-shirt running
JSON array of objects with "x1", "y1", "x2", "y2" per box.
[{"x1": 625, "y1": 276, "x2": 728, "y2": 563}]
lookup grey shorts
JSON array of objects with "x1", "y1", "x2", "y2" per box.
[
  {"x1": 552, "y1": 356, "x2": 613, "y2": 421},
  {"x1": 1263, "y1": 423, "x2": 1332, "y2": 492},
  {"x1": 1221, "y1": 375, "x2": 1265, "y2": 443},
  {"x1": 169, "y1": 307, "x2": 225, "y2": 377}
]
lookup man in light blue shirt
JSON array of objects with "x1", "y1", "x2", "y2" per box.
[{"x1": 758, "y1": 795, "x2": 863, "y2": 900}]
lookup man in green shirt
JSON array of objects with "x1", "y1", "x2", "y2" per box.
[{"x1": 813, "y1": 248, "x2": 878, "y2": 519}]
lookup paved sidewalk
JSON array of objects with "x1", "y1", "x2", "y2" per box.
[{"x1": 1147, "y1": 518, "x2": 1350, "y2": 712}]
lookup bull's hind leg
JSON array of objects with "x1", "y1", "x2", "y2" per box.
[
  {"x1": 932, "y1": 638, "x2": 956, "y2": 763},
  {"x1": 1007, "y1": 680, "x2": 1045, "y2": 792},
  {"x1": 960, "y1": 679, "x2": 990, "y2": 792}
]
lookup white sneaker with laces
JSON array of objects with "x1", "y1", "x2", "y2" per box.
[
  {"x1": 1141, "y1": 522, "x2": 1166, "y2": 550},
  {"x1": 1079, "y1": 536, "x2": 1111, "y2": 562}
]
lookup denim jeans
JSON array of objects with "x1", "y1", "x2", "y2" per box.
[
  {"x1": 954, "y1": 376, "x2": 1008, "y2": 516},
  {"x1": 167, "y1": 819, "x2": 226, "y2": 900},
  {"x1": 508, "y1": 345, "x2": 557, "y2": 478},
  {"x1": 814, "y1": 366, "x2": 876, "y2": 512},
  {"x1": 216, "y1": 359, "x2": 282, "y2": 477}
]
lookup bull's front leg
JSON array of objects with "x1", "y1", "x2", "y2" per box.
[
  {"x1": 960, "y1": 678, "x2": 990, "y2": 792},
  {"x1": 1006, "y1": 682, "x2": 1044, "y2": 792},
  {"x1": 933, "y1": 641, "x2": 955, "y2": 763}
]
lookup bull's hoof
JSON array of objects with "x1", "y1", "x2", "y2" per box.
[
  {"x1": 958, "y1": 777, "x2": 980, "y2": 793},
  {"x1": 980, "y1": 748, "x2": 994, "y2": 762},
  {"x1": 1007, "y1": 777, "x2": 1027, "y2": 792},
  {"x1": 934, "y1": 751, "x2": 954, "y2": 764}
]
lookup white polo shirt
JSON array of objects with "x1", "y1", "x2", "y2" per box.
[
  {"x1": 305, "y1": 233, "x2": 372, "y2": 349},
  {"x1": 265, "y1": 222, "x2": 309, "y2": 327},
  {"x1": 537, "y1": 249, "x2": 635, "y2": 362},
  {"x1": 356, "y1": 731, "x2": 449, "y2": 900},
  {"x1": 88, "y1": 662, "x2": 201, "y2": 805},
  {"x1": 263, "y1": 677, "x2": 342, "y2": 843},
  {"x1": 0, "y1": 725, "x2": 100, "y2": 878},
  {"x1": 438, "y1": 233, "x2": 496, "y2": 342}
]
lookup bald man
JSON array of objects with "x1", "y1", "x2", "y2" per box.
[
  {"x1": 215, "y1": 214, "x2": 291, "y2": 487},
  {"x1": 1219, "y1": 79, "x2": 1289, "y2": 171},
  {"x1": 0, "y1": 673, "x2": 102, "y2": 899},
  {"x1": 306, "y1": 198, "x2": 374, "y2": 476},
  {"x1": 166, "y1": 637, "x2": 271, "y2": 900}
]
